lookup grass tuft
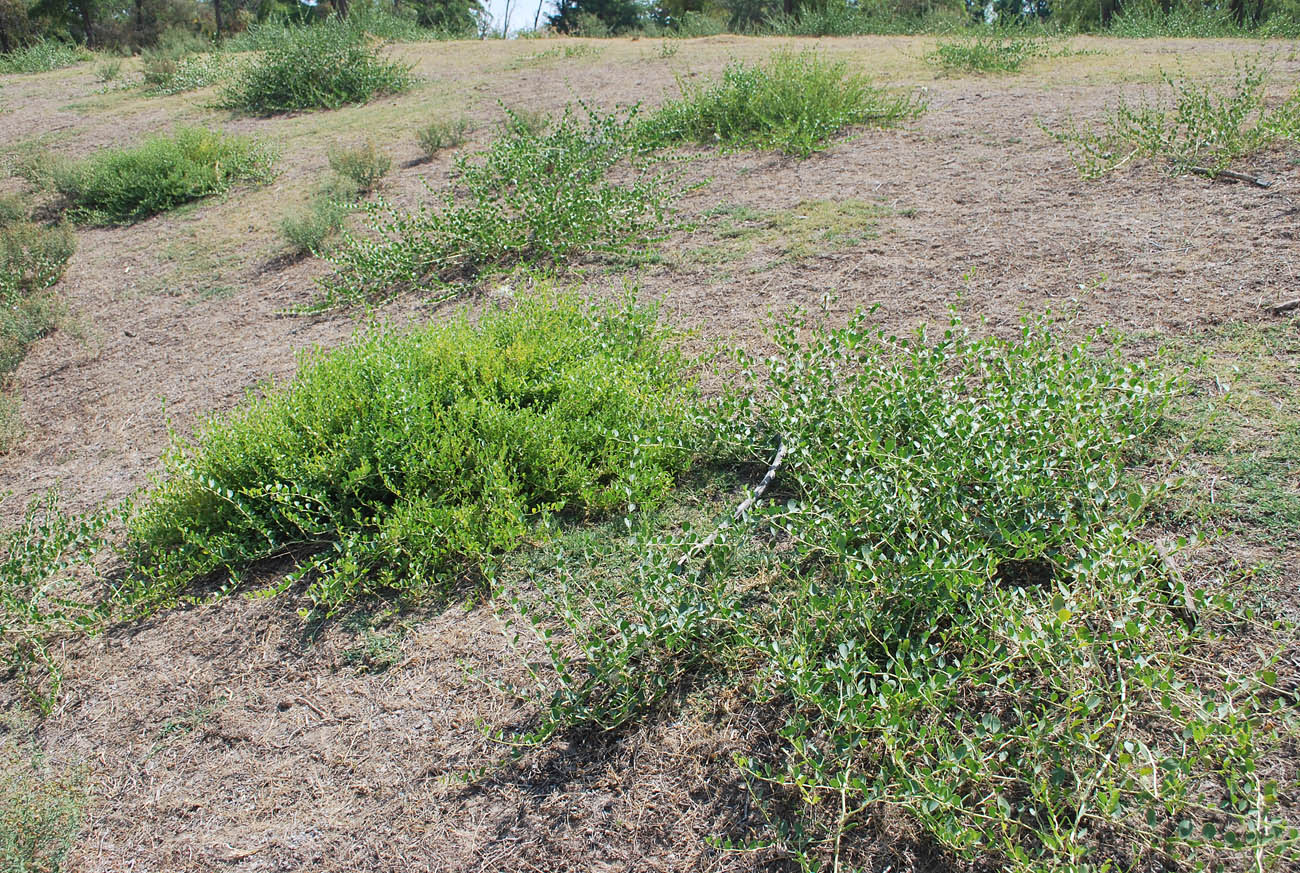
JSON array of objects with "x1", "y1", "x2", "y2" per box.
[
  {"x1": 639, "y1": 49, "x2": 924, "y2": 157},
  {"x1": 415, "y1": 117, "x2": 470, "y2": 160},
  {"x1": 927, "y1": 32, "x2": 1045, "y2": 75}
]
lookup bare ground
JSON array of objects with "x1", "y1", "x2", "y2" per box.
[{"x1": 1, "y1": 34, "x2": 1298, "y2": 872}]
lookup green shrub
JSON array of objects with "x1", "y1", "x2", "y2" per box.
[
  {"x1": 93, "y1": 59, "x2": 122, "y2": 82},
  {"x1": 0, "y1": 222, "x2": 74, "y2": 304},
  {"x1": 327, "y1": 140, "x2": 391, "y2": 192},
  {"x1": 1107, "y1": 0, "x2": 1246, "y2": 37},
  {"x1": 515, "y1": 309, "x2": 1299, "y2": 870},
  {"x1": 278, "y1": 182, "x2": 356, "y2": 256},
  {"x1": 50, "y1": 126, "x2": 276, "y2": 225},
  {"x1": 127, "y1": 291, "x2": 697, "y2": 615},
  {"x1": 218, "y1": 22, "x2": 412, "y2": 115},
  {"x1": 321, "y1": 105, "x2": 689, "y2": 306},
  {"x1": 0, "y1": 195, "x2": 26, "y2": 226},
  {"x1": 927, "y1": 32, "x2": 1046, "y2": 74},
  {"x1": 0, "y1": 41, "x2": 90, "y2": 75},
  {"x1": 640, "y1": 49, "x2": 925, "y2": 157},
  {"x1": 501, "y1": 106, "x2": 548, "y2": 137},
  {"x1": 142, "y1": 52, "x2": 231, "y2": 95},
  {"x1": 415, "y1": 116, "x2": 470, "y2": 160},
  {"x1": 1050, "y1": 61, "x2": 1300, "y2": 179},
  {"x1": 0, "y1": 293, "x2": 63, "y2": 378}
]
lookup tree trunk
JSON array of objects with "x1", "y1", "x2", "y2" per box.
[
  {"x1": 79, "y1": 0, "x2": 94, "y2": 46},
  {"x1": 214, "y1": 0, "x2": 223, "y2": 38},
  {"x1": 336, "y1": 0, "x2": 350, "y2": 19}
]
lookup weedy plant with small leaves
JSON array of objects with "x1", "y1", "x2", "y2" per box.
[
  {"x1": 1049, "y1": 60, "x2": 1300, "y2": 179},
  {"x1": 0, "y1": 41, "x2": 90, "y2": 74},
  {"x1": 320, "y1": 105, "x2": 691, "y2": 307},
  {"x1": 504, "y1": 309, "x2": 1300, "y2": 871},
  {"x1": 927, "y1": 32, "x2": 1046, "y2": 74},
  {"x1": 415, "y1": 117, "x2": 470, "y2": 160},
  {"x1": 639, "y1": 49, "x2": 925, "y2": 157},
  {"x1": 328, "y1": 140, "x2": 391, "y2": 193}
]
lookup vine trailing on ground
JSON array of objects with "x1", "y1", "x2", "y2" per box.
[
  {"x1": 1048, "y1": 60, "x2": 1300, "y2": 180},
  {"x1": 505, "y1": 308, "x2": 1300, "y2": 871},
  {"x1": 318, "y1": 105, "x2": 692, "y2": 308}
]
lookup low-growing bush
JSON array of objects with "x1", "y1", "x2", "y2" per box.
[
  {"x1": 927, "y1": 32, "x2": 1046, "y2": 74},
  {"x1": 415, "y1": 116, "x2": 470, "y2": 160},
  {"x1": 1050, "y1": 61, "x2": 1300, "y2": 179},
  {"x1": 321, "y1": 105, "x2": 689, "y2": 306},
  {"x1": 501, "y1": 106, "x2": 548, "y2": 137},
  {"x1": 0, "y1": 725, "x2": 87, "y2": 870},
  {"x1": 0, "y1": 221, "x2": 74, "y2": 304},
  {"x1": 328, "y1": 140, "x2": 391, "y2": 193},
  {"x1": 218, "y1": 22, "x2": 412, "y2": 115},
  {"x1": 142, "y1": 52, "x2": 231, "y2": 95},
  {"x1": 93, "y1": 59, "x2": 122, "y2": 82},
  {"x1": 0, "y1": 195, "x2": 26, "y2": 226},
  {"x1": 0, "y1": 41, "x2": 90, "y2": 74},
  {"x1": 278, "y1": 180, "x2": 357, "y2": 256},
  {"x1": 49, "y1": 126, "x2": 276, "y2": 225},
  {"x1": 513, "y1": 309, "x2": 1299, "y2": 871},
  {"x1": 127, "y1": 291, "x2": 698, "y2": 614},
  {"x1": 640, "y1": 49, "x2": 924, "y2": 156}
]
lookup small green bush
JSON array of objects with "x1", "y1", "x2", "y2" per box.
[
  {"x1": 93, "y1": 59, "x2": 122, "y2": 82},
  {"x1": 0, "y1": 293, "x2": 63, "y2": 378},
  {"x1": 327, "y1": 140, "x2": 391, "y2": 193},
  {"x1": 321, "y1": 105, "x2": 688, "y2": 306},
  {"x1": 218, "y1": 22, "x2": 412, "y2": 115},
  {"x1": 127, "y1": 291, "x2": 697, "y2": 614},
  {"x1": 640, "y1": 49, "x2": 925, "y2": 157},
  {"x1": 142, "y1": 52, "x2": 231, "y2": 95},
  {"x1": 501, "y1": 106, "x2": 548, "y2": 137},
  {"x1": 278, "y1": 181, "x2": 356, "y2": 256},
  {"x1": 0, "y1": 195, "x2": 26, "y2": 226},
  {"x1": 1050, "y1": 61, "x2": 1300, "y2": 179},
  {"x1": 928, "y1": 32, "x2": 1045, "y2": 74},
  {"x1": 50, "y1": 126, "x2": 276, "y2": 225},
  {"x1": 0, "y1": 222, "x2": 74, "y2": 304},
  {"x1": 0, "y1": 41, "x2": 90, "y2": 75},
  {"x1": 415, "y1": 116, "x2": 470, "y2": 160}
]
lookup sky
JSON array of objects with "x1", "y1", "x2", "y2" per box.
[{"x1": 485, "y1": 0, "x2": 555, "y2": 35}]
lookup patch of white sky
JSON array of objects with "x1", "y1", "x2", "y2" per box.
[{"x1": 485, "y1": 0, "x2": 556, "y2": 35}]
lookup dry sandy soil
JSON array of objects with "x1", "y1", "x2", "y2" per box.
[{"x1": 1, "y1": 34, "x2": 1298, "y2": 872}]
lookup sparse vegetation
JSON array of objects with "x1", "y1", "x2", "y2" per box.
[
  {"x1": 328, "y1": 140, "x2": 392, "y2": 193},
  {"x1": 321, "y1": 106, "x2": 689, "y2": 306},
  {"x1": 510, "y1": 309, "x2": 1299, "y2": 871},
  {"x1": 0, "y1": 721, "x2": 87, "y2": 872},
  {"x1": 278, "y1": 178, "x2": 358, "y2": 257},
  {"x1": 142, "y1": 51, "x2": 231, "y2": 95},
  {"x1": 0, "y1": 41, "x2": 90, "y2": 75},
  {"x1": 1, "y1": 220, "x2": 74, "y2": 375},
  {"x1": 928, "y1": 32, "x2": 1046, "y2": 74},
  {"x1": 640, "y1": 49, "x2": 925, "y2": 156},
  {"x1": 93, "y1": 59, "x2": 121, "y2": 82},
  {"x1": 1051, "y1": 61, "x2": 1300, "y2": 179},
  {"x1": 415, "y1": 116, "x2": 470, "y2": 160},
  {"x1": 689, "y1": 198, "x2": 889, "y2": 266},
  {"x1": 218, "y1": 22, "x2": 413, "y2": 115},
  {"x1": 47, "y1": 126, "x2": 276, "y2": 225}
]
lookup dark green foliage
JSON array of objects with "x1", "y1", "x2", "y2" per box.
[
  {"x1": 640, "y1": 50, "x2": 925, "y2": 157},
  {"x1": 50, "y1": 126, "x2": 276, "y2": 225},
  {"x1": 549, "y1": 0, "x2": 644, "y2": 33},
  {"x1": 514, "y1": 310, "x2": 1299, "y2": 870},
  {"x1": 127, "y1": 292, "x2": 698, "y2": 614},
  {"x1": 321, "y1": 105, "x2": 689, "y2": 306},
  {"x1": 218, "y1": 22, "x2": 412, "y2": 115}
]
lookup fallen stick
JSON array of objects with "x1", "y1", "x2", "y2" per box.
[
  {"x1": 1186, "y1": 165, "x2": 1272, "y2": 188},
  {"x1": 1264, "y1": 298, "x2": 1300, "y2": 315},
  {"x1": 675, "y1": 436, "x2": 788, "y2": 574}
]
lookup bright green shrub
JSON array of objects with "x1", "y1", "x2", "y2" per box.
[
  {"x1": 218, "y1": 22, "x2": 412, "y2": 115},
  {"x1": 127, "y1": 291, "x2": 697, "y2": 614},
  {"x1": 640, "y1": 49, "x2": 924, "y2": 156},
  {"x1": 51, "y1": 127, "x2": 276, "y2": 225}
]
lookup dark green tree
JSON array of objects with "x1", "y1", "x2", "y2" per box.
[{"x1": 548, "y1": 0, "x2": 643, "y2": 32}]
